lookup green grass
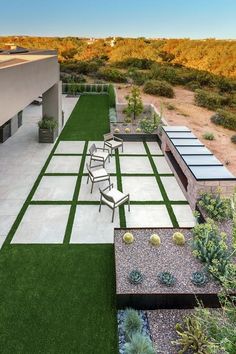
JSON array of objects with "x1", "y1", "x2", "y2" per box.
[
  {"x1": 0, "y1": 245, "x2": 117, "y2": 354},
  {"x1": 60, "y1": 94, "x2": 110, "y2": 141},
  {"x1": 0, "y1": 95, "x2": 118, "y2": 354}
]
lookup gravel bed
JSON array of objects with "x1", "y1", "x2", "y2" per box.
[
  {"x1": 115, "y1": 228, "x2": 221, "y2": 294},
  {"x1": 147, "y1": 309, "x2": 194, "y2": 354},
  {"x1": 110, "y1": 122, "x2": 158, "y2": 135},
  {"x1": 117, "y1": 310, "x2": 151, "y2": 354}
]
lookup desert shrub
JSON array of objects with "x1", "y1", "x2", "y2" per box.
[
  {"x1": 173, "y1": 315, "x2": 215, "y2": 353},
  {"x1": 195, "y1": 89, "x2": 231, "y2": 110},
  {"x1": 108, "y1": 84, "x2": 116, "y2": 108},
  {"x1": 231, "y1": 135, "x2": 236, "y2": 144},
  {"x1": 98, "y1": 67, "x2": 127, "y2": 83},
  {"x1": 128, "y1": 270, "x2": 143, "y2": 285},
  {"x1": 158, "y1": 272, "x2": 176, "y2": 287},
  {"x1": 150, "y1": 64, "x2": 177, "y2": 84},
  {"x1": 198, "y1": 191, "x2": 232, "y2": 221},
  {"x1": 217, "y1": 77, "x2": 234, "y2": 93},
  {"x1": 192, "y1": 220, "x2": 231, "y2": 278},
  {"x1": 166, "y1": 103, "x2": 175, "y2": 110},
  {"x1": 143, "y1": 80, "x2": 174, "y2": 98},
  {"x1": 191, "y1": 271, "x2": 208, "y2": 287},
  {"x1": 123, "y1": 309, "x2": 142, "y2": 341},
  {"x1": 124, "y1": 333, "x2": 155, "y2": 354},
  {"x1": 116, "y1": 58, "x2": 154, "y2": 70},
  {"x1": 128, "y1": 69, "x2": 148, "y2": 86},
  {"x1": 211, "y1": 109, "x2": 236, "y2": 131},
  {"x1": 202, "y1": 132, "x2": 215, "y2": 140}
]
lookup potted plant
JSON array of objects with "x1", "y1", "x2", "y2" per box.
[{"x1": 38, "y1": 116, "x2": 58, "y2": 143}]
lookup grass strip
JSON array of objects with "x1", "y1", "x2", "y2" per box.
[
  {"x1": 143, "y1": 141, "x2": 179, "y2": 228},
  {"x1": 63, "y1": 141, "x2": 88, "y2": 244},
  {"x1": 115, "y1": 151, "x2": 126, "y2": 228}
]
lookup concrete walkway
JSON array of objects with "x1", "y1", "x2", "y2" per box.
[{"x1": 0, "y1": 95, "x2": 79, "y2": 247}]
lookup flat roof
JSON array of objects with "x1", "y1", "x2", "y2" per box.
[
  {"x1": 0, "y1": 58, "x2": 27, "y2": 68},
  {"x1": 163, "y1": 126, "x2": 236, "y2": 181}
]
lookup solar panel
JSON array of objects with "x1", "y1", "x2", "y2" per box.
[
  {"x1": 171, "y1": 138, "x2": 204, "y2": 146},
  {"x1": 163, "y1": 126, "x2": 191, "y2": 132},
  {"x1": 176, "y1": 146, "x2": 212, "y2": 155},
  {"x1": 189, "y1": 165, "x2": 235, "y2": 180},
  {"x1": 167, "y1": 132, "x2": 196, "y2": 139},
  {"x1": 182, "y1": 155, "x2": 222, "y2": 166}
]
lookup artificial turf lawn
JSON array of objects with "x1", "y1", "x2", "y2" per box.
[
  {"x1": 60, "y1": 94, "x2": 110, "y2": 141},
  {"x1": 0, "y1": 95, "x2": 118, "y2": 353},
  {"x1": 0, "y1": 245, "x2": 117, "y2": 354}
]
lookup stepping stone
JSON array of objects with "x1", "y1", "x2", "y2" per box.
[
  {"x1": 84, "y1": 155, "x2": 116, "y2": 174},
  {"x1": 122, "y1": 176, "x2": 163, "y2": 201},
  {"x1": 11, "y1": 205, "x2": 70, "y2": 243},
  {"x1": 70, "y1": 205, "x2": 119, "y2": 244},
  {"x1": 172, "y1": 204, "x2": 196, "y2": 227},
  {"x1": 78, "y1": 176, "x2": 117, "y2": 201},
  {"x1": 161, "y1": 176, "x2": 187, "y2": 201},
  {"x1": 120, "y1": 156, "x2": 153, "y2": 174},
  {"x1": 153, "y1": 156, "x2": 172, "y2": 174},
  {"x1": 33, "y1": 176, "x2": 77, "y2": 201},
  {"x1": 147, "y1": 141, "x2": 163, "y2": 155},
  {"x1": 55, "y1": 141, "x2": 85, "y2": 154},
  {"x1": 46, "y1": 156, "x2": 82, "y2": 174},
  {"x1": 125, "y1": 205, "x2": 172, "y2": 227},
  {"x1": 119, "y1": 142, "x2": 146, "y2": 155}
]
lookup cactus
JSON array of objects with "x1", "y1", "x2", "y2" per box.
[
  {"x1": 125, "y1": 127, "x2": 131, "y2": 134},
  {"x1": 158, "y1": 271, "x2": 176, "y2": 287},
  {"x1": 123, "y1": 308, "x2": 142, "y2": 341},
  {"x1": 149, "y1": 234, "x2": 161, "y2": 246},
  {"x1": 114, "y1": 128, "x2": 120, "y2": 133},
  {"x1": 128, "y1": 270, "x2": 143, "y2": 285},
  {"x1": 123, "y1": 232, "x2": 134, "y2": 244},
  {"x1": 191, "y1": 271, "x2": 208, "y2": 287},
  {"x1": 136, "y1": 127, "x2": 142, "y2": 133},
  {"x1": 172, "y1": 232, "x2": 185, "y2": 246}
]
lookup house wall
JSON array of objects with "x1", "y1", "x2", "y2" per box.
[{"x1": 0, "y1": 55, "x2": 60, "y2": 127}]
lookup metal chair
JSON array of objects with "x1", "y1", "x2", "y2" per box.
[
  {"x1": 86, "y1": 163, "x2": 110, "y2": 193},
  {"x1": 89, "y1": 144, "x2": 110, "y2": 167},
  {"x1": 103, "y1": 133, "x2": 123, "y2": 156},
  {"x1": 99, "y1": 183, "x2": 130, "y2": 222}
]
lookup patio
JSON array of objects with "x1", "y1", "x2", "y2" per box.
[{"x1": 11, "y1": 140, "x2": 195, "y2": 245}]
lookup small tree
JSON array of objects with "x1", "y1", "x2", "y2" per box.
[{"x1": 123, "y1": 86, "x2": 143, "y2": 121}]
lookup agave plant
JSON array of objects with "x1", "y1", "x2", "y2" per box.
[
  {"x1": 158, "y1": 271, "x2": 176, "y2": 287},
  {"x1": 128, "y1": 270, "x2": 143, "y2": 285},
  {"x1": 191, "y1": 271, "x2": 208, "y2": 287}
]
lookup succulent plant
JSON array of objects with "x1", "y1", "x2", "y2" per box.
[
  {"x1": 123, "y1": 232, "x2": 134, "y2": 244},
  {"x1": 172, "y1": 232, "x2": 186, "y2": 246},
  {"x1": 125, "y1": 127, "x2": 131, "y2": 133},
  {"x1": 149, "y1": 234, "x2": 161, "y2": 246},
  {"x1": 128, "y1": 270, "x2": 143, "y2": 285},
  {"x1": 114, "y1": 128, "x2": 120, "y2": 133},
  {"x1": 191, "y1": 271, "x2": 208, "y2": 287},
  {"x1": 136, "y1": 127, "x2": 142, "y2": 133},
  {"x1": 158, "y1": 271, "x2": 176, "y2": 287}
]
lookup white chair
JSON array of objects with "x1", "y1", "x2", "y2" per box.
[
  {"x1": 89, "y1": 144, "x2": 110, "y2": 167},
  {"x1": 103, "y1": 133, "x2": 123, "y2": 156},
  {"x1": 99, "y1": 184, "x2": 130, "y2": 222},
  {"x1": 86, "y1": 163, "x2": 110, "y2": 193}
]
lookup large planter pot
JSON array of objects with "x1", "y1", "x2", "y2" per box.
[{"x1": 39, "y1": 128, "x2": 57, "y2": 143}]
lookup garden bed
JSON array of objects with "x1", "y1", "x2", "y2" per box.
[
  {"x1": 147, "y1": 309, "x2": 194, "y2": 353},
  {"x1": 114, "y1": 228, "x2": 221, "y2": 309}
]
